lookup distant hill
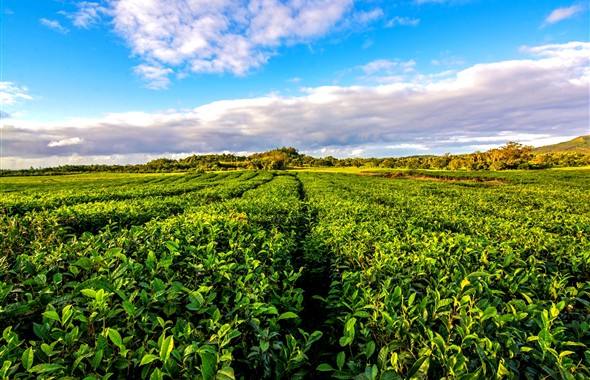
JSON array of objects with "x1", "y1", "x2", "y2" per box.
[{"x1": 534, "y1": 135, "x2": 590, "y2": 154}]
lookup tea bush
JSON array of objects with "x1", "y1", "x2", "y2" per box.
[{"x1": 1, "y1": 169, "x2": 589, "y2": 379}]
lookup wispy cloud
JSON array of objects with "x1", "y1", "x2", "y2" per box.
[
  {"x1": 63, "y1": 1, "x2": 109, "y2": 28},
  {"x1": 39, "y1": 18, "x2": 69, "y2": 34},
  {"x1": 360, "y1": 59, "x2": 416, "y2": 76},
  {"x1": 544, "y1": 4, "x2": 585, "y2": 25},
  {"x1": 431, "y1": 51, "x2": 464, "y2": 67},
  {"x1": 3, "y1": 41, "x2": 588, "y2": 167},
  {"x1": 133, "y1": 64, "x2": 174, "y2": 90},
  {"x1": 362, "y1": 39, "x2": 374, "y2": 49},
  {"x1": 386, "y1": 16, "x2": 420, "y2": 27},
  {"x1": 0, "y1": 82, "x2": 32, "y2": 105},
  {"x1": 353, "y1": 8, "x2": 384, "y2": 24}
]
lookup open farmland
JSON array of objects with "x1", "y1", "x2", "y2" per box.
[{"x1": 1, "y1": 169, "x2": 589, "y2": 379}]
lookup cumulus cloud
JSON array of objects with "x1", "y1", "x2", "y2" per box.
[
  {"x1": 111, "y1": 0, "x2": 353, "y2": 86},
  {"x1": 39, "y1": 18, "x2": 69, "y2": 34},
  {"x1": 545, "y1": 4, "x2": 585, "y2": 25},
  {"x1": 2, "y1": 41, "x2": 589, "y2": 168},
  {"x1": 0, "y1": 82, "x2": 32, "y2": 105},
  {"x1": 386, "y1": 16, "x2": 420, "y2": 27},
  {"x1": 51, "y1": 1, "x2": 383, "y2": 88}
]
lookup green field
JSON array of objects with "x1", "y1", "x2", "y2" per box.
[{"x1": 1, "y1": 169, "x2": 589, "y2": 379}]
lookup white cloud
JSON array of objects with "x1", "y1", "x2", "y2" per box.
[
  {"x1": 545, "y1": 4, "x2": 585, "y2": 25},
  {"x1": 361, "y1": 60, "x2": 398, "y2": 75},
  {"x1": 437, "y1": 132, "x2": 583, "y2": 146},
  {"x1": 0, "y1": 82, "x2": 32, "y2": 105},
  {"x1": 133, "y1": 64, "x2": 174, "y2": 90},
  {"x1": 66, "y1": 2, "x2": 109, "y2": 28},
  {"x1": 387, "y1": 143, "x2": 429, "y2": 150},
  {"x1": 48, "y1": 137, "x2": 84, "y2": 147},
  {"x1": 386, "y1": 16, "x2": 420, "y2": 27},
  {"x1": 360, "y1": 59, "x2": 416, "y2": 75},
  {"x1": 353, "y1": 8, "x2": 384, "y2": 24},
  {"x1": 111, "y1": 0, "x2": 353, "y2": 83},
  {"x1": 2, "y1": 41, "x2": 589, "y2": 167},
  {"x1": 39, "y1": 18, "x2": 69, "y2": 34}
]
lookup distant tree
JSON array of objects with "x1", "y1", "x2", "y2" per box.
[
  {"x1": 487, "y1": 142, "x2": 533, "y2": 170},
  {"x1": 448, "y1": 158, "x2": 467, "y2": 170}
]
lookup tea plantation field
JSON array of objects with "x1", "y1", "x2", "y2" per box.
[{"x1": 1, "y1": 169, "x2": 589, "y2": 379}]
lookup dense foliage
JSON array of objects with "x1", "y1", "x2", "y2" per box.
[
  {"x1": 3, "y1": 140, "x2": 589, "y2": 176},
  {"x1": 1, "y1": 169, "x2": 589, "y2": 379},
  {"x1": 300, "y1": 169, "x2": 590, "y2": 379}
]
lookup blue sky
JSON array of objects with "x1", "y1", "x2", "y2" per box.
[{"x1": 1, "y1": 0, "x2": 589, "y2": 168}]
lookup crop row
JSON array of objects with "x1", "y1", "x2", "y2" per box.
[
  {"x1": 0, "y1": 174, "x2": 323, "y2": 379},
  {"x1": 0, "y1": 172, "x2": 273, "y2": 261},
  {"x1": 0, "y1": 172, "x2": 256, "y2": 215},
  {"x1": 299, "y1": 172, "x2": 590, "y2": 379},
  {"x1": 0, "y1": 173, "x2": 173, "y2": 193},
  {"x1": 1, "y1": 170, "x2": 588, "y2": 379}
]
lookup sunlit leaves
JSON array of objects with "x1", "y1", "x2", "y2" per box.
[
  {"x1": 20, "y1": 347, "x2": 33, "y2": 371},
  {"x1": 139, "y1": 354, "x2": 159, "y2": 366},
  {"x1": 1, "y1": 170, "x2": 589, "y2": 379},
  {"x1": 159, "y1": 335, "x2": 174, "y2": 363},
  {"x1": 298, "y1": 170, "x2": 590, "y2": 379}
]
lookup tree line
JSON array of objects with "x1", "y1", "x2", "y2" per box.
[{"x1": 2, "y1": 143, "x2": 589, "y2": 176}]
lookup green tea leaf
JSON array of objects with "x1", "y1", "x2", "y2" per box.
[
  {"x1": 316, "y1": 363, "x2": 335, "y2": 372},
  {"x1": 108, "y1": 328, "x2": 123, "y2": 348},
  {"x1": 406, "y1": 356, "x2": 428, "y2": 379},
  {"x1": 81, "y1": 289, "x2": 97, "y2": 299},
  {"x1": 150, "y1": 368, "x2": 163, "y2": 380},
  {"x1": 42, "y1": 310, "x2": 60, "y2": 322},
  {"x1": 199, "y1": 349, "x2": 217, "y2": 380},
  {"x1": 481, "y1": 306, "x2": 497, "y2": 321},
  {"x1": 21, "y1": 347, "x2": 34, "y2": 371},
  {"x1": 29, "y1": 363, "x2": 64, "y2": 374},
  {"x1": 159, "y1": 335, "x2": 174, "y2": 363},
  {"x1": 216, "y1": 366, "x2": 235, "y2": 380},
  {"x1": 140, "y1": 354, "x2": 159, "y2": 366},
  {"x1": 336, "y1": 352, "x2": 345, "y2": 370},
  {"x1": 278, "y1": 311, "x2": 298, "y2": 320}
]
